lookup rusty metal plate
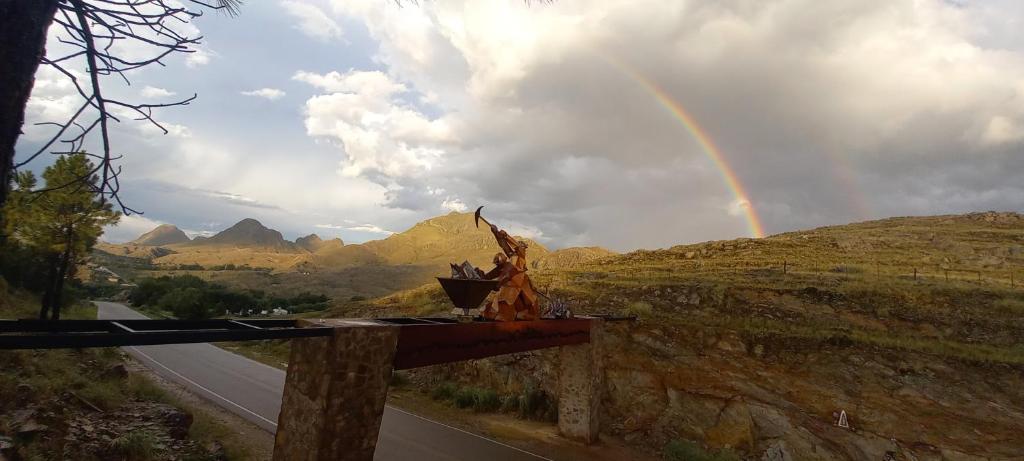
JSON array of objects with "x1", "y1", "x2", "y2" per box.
[
  {"x1": 436, "y1": 277, "x2": 499, "y2": 309},
  {"x1": 392, "y1": 318, "x2": 592, "y2": 370}
]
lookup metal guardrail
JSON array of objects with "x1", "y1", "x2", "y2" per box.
[
  {"x1": 0, "y1": 315, "x2": 631, "y2": 352},
  {"x1": 0, "y1": 319, "x2": 335, "y2": 349}
]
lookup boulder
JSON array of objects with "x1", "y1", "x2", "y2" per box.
[
  {"x1": 154, "y1": 404, "x2": 193, "y2": 440},
  {"x1": 761, "y1": 440, "x2": 794, "y2": 461},
  {"x1": 104, "y1": 364, "x2": 128, "y2": 380},
  {"x1": 705, "y1": 400, "x2": 755, "y2": 451},
  {"x1": 748, "y1": 404, "x2": 793, "y2": 439}
]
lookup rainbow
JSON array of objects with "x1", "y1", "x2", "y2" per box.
[{"x1": 599, "y1": 55, "x2": 767, "y2": 238}]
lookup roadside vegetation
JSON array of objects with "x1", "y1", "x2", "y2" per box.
[
  {"x1": 424, "y1": 380, "x2": 558, "y2": 422},
  {"x1": 0, "y1": 288, "x2": 248, "y2": 460},
  {"x1": 129, "y1": 274, "x2": 329, "y2": 319}
]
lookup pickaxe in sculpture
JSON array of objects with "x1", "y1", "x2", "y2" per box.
[{"x1": 474, "y1": 206, "x2": 492, "y2": 229}]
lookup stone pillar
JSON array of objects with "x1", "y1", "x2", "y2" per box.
[
  {"x1": 273, "y1": 320, "x2": 399, "y2": 461},
  {"x1": 557, "y1": 317, "x2": 603, "y2": 444}
]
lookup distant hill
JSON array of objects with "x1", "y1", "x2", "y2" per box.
[
  {"x1": 315, "y1": 211, "x2": 550, "y2": 269},
  {"x1": 532, "y1": 246, "x2": 616, "y2": 270},
  {"x1": 295, "y1": 234, "x2": 343, "y2": 253},
  {"x1": 194, "y1": 218, "x2": 294, "y2": 249},
  {"x1": 131, "y1": 224, "x2": 189, "y2": 246}
]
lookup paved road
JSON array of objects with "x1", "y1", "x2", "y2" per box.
[{"x1": 97, "y1": 301, "x2": 549, "y2": 461}]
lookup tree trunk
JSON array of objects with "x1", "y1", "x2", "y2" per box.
[
  {"x1": 39, "y1": 254, "x2": 57, "y2": 319},
  {"x1": 0, "y1": 0, "x2": 59, "y2": 210},
  {"x1": 51, "y1": 253, "x2": 68, "y2": 320},
  {"x1": 50, "y1": 225, "x2": 74, "y2": 320}
]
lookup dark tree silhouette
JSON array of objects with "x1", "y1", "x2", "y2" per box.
[{"x1": 0, "y1": 0, "x2": 240, "y2": 217}]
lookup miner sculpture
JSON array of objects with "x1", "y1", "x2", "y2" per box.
[{"x1": 475, "y1": 207, "x2": 540, "y2": 321}]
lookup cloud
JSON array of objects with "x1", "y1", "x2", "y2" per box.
[
  {"x1": 292, "y1": 70, "x2": 406, "y2": 96},
  {"x1": 185, "y1": 47, "x2": 212, "y2": 67},
  {"x1": 141, "y1": 86, "x2": 176, "y2": 98},
  {"x1": 102, "y1": 214, "x2": 164, "y2": 243},
  {"x1": 25, "y1": 0, "x2": 1024, "y2": 253},
  {"x1": 317, "y1": 0, "x2": 1024, "y2": 250},
  {"x1": 241, "y1": 88, "x2": 286, "y2": 100},
  {"x1": 316, "y1": 223, "x2": 393, "y2": 235},
  {"x1": 281, "y1": 1, "x2": 344, "y2": 42},
  {"x1": 295, "y1": 70, "x2": 453, "y2": 182},
  {"x1": 441, "y1": 197, "x2": 467, "y2": 212},
  {"x1": 197, "y1": 189, "x2": 282, "y2": 210},
  {"x1": 137, "y1": 122, "x2": 192, "y2": 138}
]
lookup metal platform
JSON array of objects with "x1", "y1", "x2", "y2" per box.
[
  {"x1": 0, "y1": 318, "x2": 336, "y2": 349},
  {"x1": 0, "y1": 315, "x2": 632, "y2": 363}
]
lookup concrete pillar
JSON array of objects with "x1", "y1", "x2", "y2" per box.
[
  {"x1": 557, "y1": 317, "x2": 604, "y2": 444},
  {"x1": 273, "y1": 320, "x2": 399, "y2": 461}
]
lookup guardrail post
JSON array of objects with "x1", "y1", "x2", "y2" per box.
[
  {"x1": 557, "y1": 317, "x2": 604, "y2": 444},
  {"x1": 273, "y1": 320, "x2": 399, "y2": 461}
]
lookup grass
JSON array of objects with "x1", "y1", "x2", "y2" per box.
[
  {"x1": 218, "y1": 339, "x2": 292, "y2": 370},
  {"x1": 109, "y1": 431, "x2": 158, "y2": 460},
  {"x1": 663, "y1": 439, "x2": 740, "y2": 461}
]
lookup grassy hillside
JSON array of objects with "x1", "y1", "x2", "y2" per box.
[
  {"x1": 319, "y1": 211, "x2": 1024, "y2": 461},
  {"x1": 532, "y1": 246, "x2": 617, "y2": 270},
  {"x1": 313, "y1": 211, "x2": 550, "y2": 269}
]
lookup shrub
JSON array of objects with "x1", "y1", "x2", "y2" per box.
[
  {"x1": 624, "y1": 301, "x2": 653, "y2": 318},
  {"x1": 78, "y1": 378, "x2": 126, "y2": 411},
  {"x1": 472, "y1": 389, "x2": 501, "y2": 412},
  {"x1": 389, "y1": 372, "x2": 409, "y2": 388},
  {"x1": 431, "y1": 382, "x2": 458, "y2": 401},
  {"x1": 453, "y1": 388, "x2": 477, "y2": 408},
  {"x1": 517, "y1": 385, "x2": 557, "y2": 421}
]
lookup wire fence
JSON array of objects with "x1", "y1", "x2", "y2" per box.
[{"x1": 540, "y1": 259, "x2": 1022, "y2": 290}]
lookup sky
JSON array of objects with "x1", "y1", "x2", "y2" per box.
[{"x1": 14, "y1": 0, "x2": 1024, "y2": 251}]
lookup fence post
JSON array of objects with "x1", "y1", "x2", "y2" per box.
[
  {"x1": 978, "y1": 271, "x2": 982, "y2": 283},
  {"x1": 783, "y1": 260, "x2": 788, "y2": 275},
  {"x1": 913, "y1": 267, "x2": 917, "y2": 281},
  {"x1": 945, "y1": 270, "x2": 949, "y2": 282}
]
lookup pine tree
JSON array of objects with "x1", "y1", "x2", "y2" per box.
[{"x1": 3, "y1": 153, "x2": 119, "y2": 319}]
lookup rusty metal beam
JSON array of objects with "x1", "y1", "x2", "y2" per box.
[{"x1": 391, "y1": 318, "x2": 592, "y2": 370}]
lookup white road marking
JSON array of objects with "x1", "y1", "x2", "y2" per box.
[
  {"x1": 386, "y1": 407, "x2": 554, "y2": 461},
  {"x1": 128, "y1": 346, "x2": 279, "y2": 428}
]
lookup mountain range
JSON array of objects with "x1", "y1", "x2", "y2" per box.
[{"x1": 96, "y1": 212, "x2": 612, "y2": 275}]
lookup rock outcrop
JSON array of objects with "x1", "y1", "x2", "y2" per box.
[{"x1": 295, "y1": 234, "x2": 343, "y2": 253}]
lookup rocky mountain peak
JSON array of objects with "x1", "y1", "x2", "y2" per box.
[
  {"x1": 202, "y1": 218, "x2": 289, "y2": 247},
  {"x1": 131, "y1": 224, "x2": 190, "y2": 246}
]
